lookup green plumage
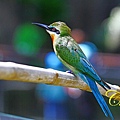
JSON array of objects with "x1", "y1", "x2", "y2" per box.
[
  {"x1": 54, "y1": 36, "x2": 84, "y2": 70},
  {"x1": 49, "y1": 22, "x2": 101, "y2": 82},
  {"x1": 54, "y1": 35, "x2": 100, "y2": 80},
  {"x1": 33, "y1": 21, "x2": 114, "y2": 120},
  {"x1": 51, "y1": 22, "x2": 114, "y2": 119}
]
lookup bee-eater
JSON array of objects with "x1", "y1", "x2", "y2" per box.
[{"x1": 33, "y1": 21, "x2": 114, "y2": 120}]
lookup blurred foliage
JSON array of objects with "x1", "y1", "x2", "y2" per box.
[
  {"x1": 92, "y1": 22, "x2": 108, "y2": 52},
  {"x1": 12, "y1": 0, "x2": 69, "y2": 56},
  {"x1": 13, "y1": 23, "x2": 47, "y2": 56},
  {"x1": 104, "y1": 7, "x2": 120, "y2": 53},
  {"x1": 18, "y1": 0, "x2": 68, "y2": 23},
  {"x1": 92, "y1": 6, "x2": 120, "y2": 53}
]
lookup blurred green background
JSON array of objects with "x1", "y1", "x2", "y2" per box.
[{"x1": 0, "y1": 0, "x2": 120, "y2": 120}]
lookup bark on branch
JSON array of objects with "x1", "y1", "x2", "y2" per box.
[{"x1": 0, "y1": 62, "x2": 120, "y2": 101}]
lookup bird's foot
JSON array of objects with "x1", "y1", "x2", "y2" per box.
[{"x1": 66, "y1": 70, "x2": 77, "y2": 77}]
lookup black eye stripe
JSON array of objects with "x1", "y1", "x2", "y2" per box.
[
  {"x1": 56, "y1": 30, "x2": 60, "y2": 34},
  {"x1": 48, "y1": 26, "x2": 60, "y2": 34}
]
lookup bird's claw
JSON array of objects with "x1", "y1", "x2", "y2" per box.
[
  {"x1": 66, "y1": 70, "x2": 73, "y2": 74},
  {"x1": 66, "y1": 70, "x2": 77, "y2": 77}
]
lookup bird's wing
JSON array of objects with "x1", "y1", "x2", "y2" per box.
[
  {"x1": 55, "y1": 37, "x2": 101, "y2": 82},
  {"x1": 79, "y1": 57, "x2": 101, "y2": 81}
]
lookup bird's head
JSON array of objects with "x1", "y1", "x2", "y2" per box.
[{"x1": 32, "y1": 21, "x2": 71, "y2": 42}]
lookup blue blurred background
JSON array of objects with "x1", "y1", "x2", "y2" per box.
[{"x1": 0, "y1": 0, "x2": 120, "y2": 120}]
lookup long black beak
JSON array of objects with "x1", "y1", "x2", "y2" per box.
[{"x1": 32, "y1": 23, "x2": 49, "y2": 30}]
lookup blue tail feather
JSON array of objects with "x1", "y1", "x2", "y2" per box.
[
  {"x1": 86, "y1": 76, "x2": 114, "y2": 120},
  {"x1": 78, "y1": 73, "x2": 114, "y2": 120}
]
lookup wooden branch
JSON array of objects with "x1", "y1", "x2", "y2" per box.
[{"x1": 0, "y1": 62, "x2": 120, "y2": 101}]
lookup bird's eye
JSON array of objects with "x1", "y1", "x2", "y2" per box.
[
  {"x1": 51, "y1": 28, "x2": 56, "y2": 32},
  {"x1": 48, "y1": 26, "x2": 55, "y2": 31},
  {"x1": 48, "y1": 26, "x2": 60, "y2": 34}
]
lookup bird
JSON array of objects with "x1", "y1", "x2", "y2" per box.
[{"x1": 32, "y1": 21, "x2": 114, "y2": 120}]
